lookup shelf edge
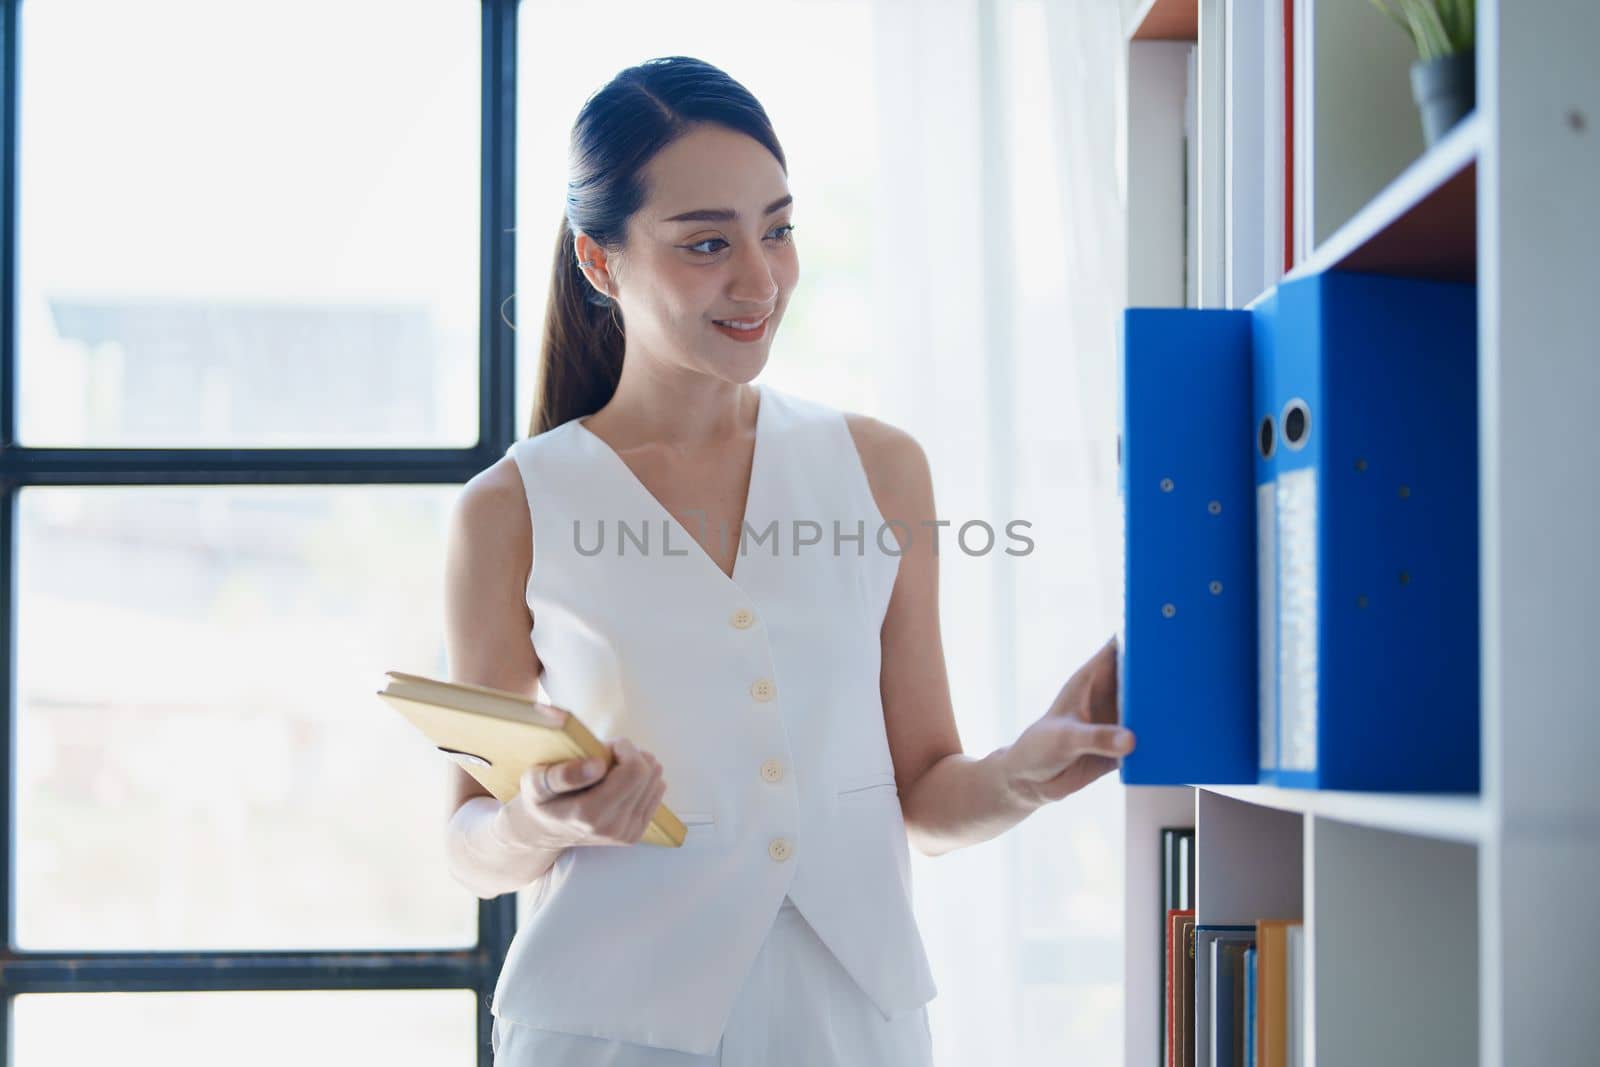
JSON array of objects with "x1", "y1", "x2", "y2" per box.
[
  {"x1": 1289, "y1": 110, "x2": 1483, "y2": 283},
  {"x1": 1192, "y1": 784, "x2": 1488, "y2": 844}
]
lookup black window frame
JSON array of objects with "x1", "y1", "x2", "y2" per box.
[{"x1": 0, "y1": 1, "x2": 521, "y2": 1061}]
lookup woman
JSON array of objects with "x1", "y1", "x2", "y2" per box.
[{"x1": 442, "y1": 55, "x2": 1136, "y2": 1067}]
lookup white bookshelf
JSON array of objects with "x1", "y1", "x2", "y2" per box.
[
  {"x1": 1198, "y1": 785, "x2": 1487, "y2": 845},
  {"x1": 1285, "y1": 109, "x2": 1480, "y2": 286},
  {"x1": 1118, "y1": 1, "x2": 1600, "y2": 1065}
]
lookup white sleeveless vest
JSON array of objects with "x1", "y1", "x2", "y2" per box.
[{"x1": 493, "y1": 381, "x2": 939, "y2": 1054}]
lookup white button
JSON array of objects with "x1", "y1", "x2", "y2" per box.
[
  {"x1": 760, "y1": 759, "x2": 784, "y2": 783},
  {"x1": 750, "y1": 678, "x2": 776, "y2": 702},
  {"x1": 768, "y1": 837, "x2": 793, "y2": 862},
  {"x1": 730, "y1": 608, "x2": 755, "y2": 629}
]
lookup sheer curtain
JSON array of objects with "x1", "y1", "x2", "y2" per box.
[{"x1": 867, "y1": 1, "x2": 1128, "y2": 1063}]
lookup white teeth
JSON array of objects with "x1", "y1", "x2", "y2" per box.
[{"x1": 716, "y1": 316, "x2": 767, "y2": 330}]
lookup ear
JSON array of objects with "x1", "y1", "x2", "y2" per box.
[{"x1": 573, "y1": 231, "x2": 618, "y2": 300}]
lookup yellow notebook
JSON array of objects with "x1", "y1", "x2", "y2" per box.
[{"x1": 378, "y1": 670, "x2": 685, "y2": 847}]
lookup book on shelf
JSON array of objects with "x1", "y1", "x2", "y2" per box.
[
  {"x1": 1286, "y1": 924, "x2": 1305, "y2": 1067},
  {"x1": 1243, "y1": 945, "x2": 1258, "y2": 1067},
  {"x1": 1278, "y1": 0, "x2": 1293, "y2": 275},
  {"x1": 1195, "y1": 926, "x2": 1256, "y2": 1064},
  {"x1": 376, "y1": 670, "x2": 687, "y2": 847},
  {"x1": 1162, "y1": 828, "x2": 1197, "y2": 1067},
  {"x1": 1196, "y1": 0, "x2": 1225, "y2": 306},
  {"x1": 1117, "y1": 307, "x2": 1256, "y2": 786},
  {"x1": 1184, "y1": 43, "x2": 1199, "y2": 308},
  {"x1": 1163, "y1": 827, "x2": 1197, "y2": 914},
  {"x1": 1162, "y1": 0, "x2": 1290, "y2": 306},
  {"x1": 1214, "y1": 939, "x2": 1253, "y2": 1067},
  {"x1": 1169, "y1": 910, "x2": 1198, "y2": 1067},
  {"x1": 1290, "y1": 0, "x2": 1310, "y2": 265},
  {"x1": 1264, "y1": 271, "x2": 1479, "y2": 791},
  {"x1": 1118, "y1": 269, "x2": 1479, "y2": 793},
  {"x1": 1254, "y1": 918, "x2": 1302, "y2": 1067},
  {"x1": 1223, "y1": 0, "x2": 1270, "y2": 308}
]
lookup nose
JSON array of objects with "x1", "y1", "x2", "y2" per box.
[{"x1": 727, "y1": 235, "x2": 779, "y2": 306}]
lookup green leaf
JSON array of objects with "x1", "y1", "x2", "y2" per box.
[{"x1": 1369, "y1": 0, "x2": 1475, "y2": 59}]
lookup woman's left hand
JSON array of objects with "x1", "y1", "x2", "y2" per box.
[{"x1": 1003, "y1": 635, "x2": 1135, "y2": 807}]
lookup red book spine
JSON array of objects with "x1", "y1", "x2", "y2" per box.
[
  {"x1": 1166, "y1": 910, "x2": 1177, "y2": 1067},
  {"x1": 1166, "y1": 909, "x2": 1193, "y2": 1067}
]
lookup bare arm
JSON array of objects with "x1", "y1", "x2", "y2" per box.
[
  {"x1": 441, "y1": 457, "x2": 566, "y2": 899},
  {"x1": 848, "y1": 416, "x2": 1134, "y2": 858}
]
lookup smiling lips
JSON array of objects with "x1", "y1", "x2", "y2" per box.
[
  {"x1": 711, "y1": 312, "x2": 772, "y2": 342},
  {"x1": 713, "y1": 313, "x2": 771, "y2": 330}
]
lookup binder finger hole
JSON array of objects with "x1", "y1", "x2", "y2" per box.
[
  {"x1": 1258, "y1": 415, "x2": 1276, "y2": 459},
  {"x1": 1281, "y1": 399, "x2": 1311, "y2": 450}
]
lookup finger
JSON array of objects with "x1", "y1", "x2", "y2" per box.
[
  {"x1": 519, "y1": 761, "x2": 559, "y2": 804},
  {"x1": 1085, "y1": 666, "x2": 1123, "y2": 726},
  {"x1": 1082, "y1": 723, "x2": 1135, "y2": 757},
  {"x1": 619, "y1": 757, "x2": 664, "y2": 834},
  {"x1": 599, "y1": 738, "x2": 652, "y2": 795},
  {"x1": 580, "y1": 739, "x2": 630, "y2": 797},
  {"x1": 551, "y1": 755, "x2": 610, "y2": 796},
  {"x1": 592, "y1": 743, "x2": 654, "y2": 837},
  {"x1": 625, "y1": 767, "x2": 668, "y2": 842},
  {"x1": 1045, "y1": 719, "x2": 1133, "y2": 764}
]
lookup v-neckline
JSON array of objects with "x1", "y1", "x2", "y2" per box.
[{"x1": 572, "y1": 382, "x2": 768, "y2": 591}]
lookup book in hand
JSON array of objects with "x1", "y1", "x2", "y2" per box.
[{"x1": 377, "y1": 670, "x2": 687, "y2": 847}]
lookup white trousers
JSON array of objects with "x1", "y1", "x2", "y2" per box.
[{"x1": 491, "y1": 897, "x2": 935, "y2": 1066}]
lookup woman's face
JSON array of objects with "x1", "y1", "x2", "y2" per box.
[{"x1": 587, "y1": 123, "x2": 799, "y2": 384}]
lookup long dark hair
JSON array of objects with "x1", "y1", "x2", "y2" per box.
[{"x1": 530, "y1": 56, "x2": 788, "y2": 436}]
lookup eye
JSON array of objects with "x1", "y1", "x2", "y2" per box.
[
  {"x1": 685, "y1": 223, "x2": 797, "y2": 257},
  {"x1": 686, "y1": 237, "x2": 727, "y2": 256}
]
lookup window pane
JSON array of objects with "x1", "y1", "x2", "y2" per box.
[
  {"x1": 18, "y1": 0, "x2": 480, "y2": 447},
  {"x1": 17, "y1": 486, "x2": 478, "y2": 950},
  {"x1": 514, "y1": 2, "x2": 882, "y2": 431},
  {"x1": 14, "y1": 990, "x2": 476, "y2": 1065}
]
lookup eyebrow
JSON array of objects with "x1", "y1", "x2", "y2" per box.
[{"x1": 661, "y1": 194, "x2": 794, "y2": 224}]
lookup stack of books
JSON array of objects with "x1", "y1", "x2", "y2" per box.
[{"x1": 1160, "y1": 826, "x2": 1305, "y2": 1067}]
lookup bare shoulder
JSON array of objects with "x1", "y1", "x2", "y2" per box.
[
  {"x1": 842, "y1": 412, "x2": 934, "y2": 526},
  {"x1": 449, "y1": 456, "x2": 533, "y2": 567},
  {"x1": 843, "y1": 411, "x2": 928, "y2": 477},
  {"x1": 458, "y1": 455, "x2": 527, "y2": 513}
]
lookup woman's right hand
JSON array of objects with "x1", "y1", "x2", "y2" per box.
[{"x1": 495, "y1": 736, "x2": 668, "y2": 852}]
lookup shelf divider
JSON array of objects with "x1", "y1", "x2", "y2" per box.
[{"x1": 1196, "y1": 790, "x2": 1302, "y2": 925}]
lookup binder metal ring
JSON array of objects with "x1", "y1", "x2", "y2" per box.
[{"x1": 1280, "y1": 398, "x2": 1312, "y2": 451}]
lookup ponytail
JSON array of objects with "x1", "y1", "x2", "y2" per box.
[
  {"x1": 529, "y1": 215, "x2": 624, "y2": 436},
  {"x1": 527, "y1": 56, "x2": 787, "y2": 437}
]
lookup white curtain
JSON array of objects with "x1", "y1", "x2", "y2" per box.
[{"x1": 867, "y1": 1, "x2": 1129, "y2": 1063}]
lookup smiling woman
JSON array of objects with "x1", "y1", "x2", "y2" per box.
[
  {"x1": 446, "y1": 56, "x2": 943, "y2": 1067},
  {"x1": 460, "y1": 4, "x2": 1140, "y2": 1063},
  {"x1": 537, "y1": 112, "x2": 800, "y2": 437}
]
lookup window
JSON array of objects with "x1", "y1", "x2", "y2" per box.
[{"x1": 3, "y1": 0, "x2": 513, "y2": 1062}]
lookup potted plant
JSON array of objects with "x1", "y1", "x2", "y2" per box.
[{"x1": 1371, "y1": 0, "x2": 1476, "y2": 145}]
